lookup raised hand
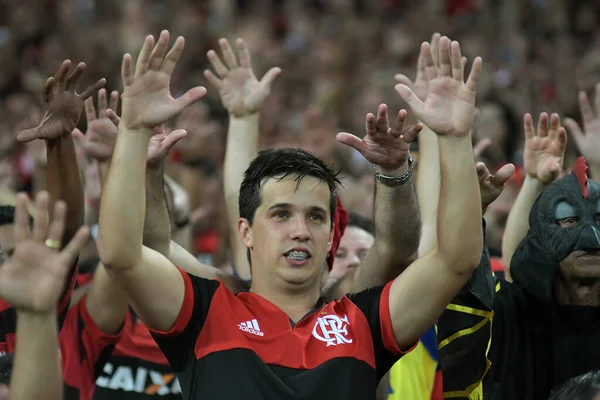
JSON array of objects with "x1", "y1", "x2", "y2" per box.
[
  {"x1": 337, "y1": 104, "x2": 422, "y2": 173},
  {"x1": 105, "y1": 109, "x2": 186, "y2": 167},
  {"x1": 120, "y1": 30, "x2": 206, "y2": 130},
  {"x1": 395, "y1": 36, "x2": 482, "y2": 137},
  {"x1": 0, "y1": 191, "x2": 89, "y2": 314},
  {"x1": 395, "y1": 33, "x2": 441, "y2": 102},
  {"x1": 477, "y1": 162, "x2": 515, "y2": 211},
  {"x1": 204, "y1": 38, "x2": 281, "y2": 117},
  {"x1": 523, "y1": 112, "x2": 567, "y2": 184},
  {"x1": 17, "y1": 60, "x2": 106, "y2": 143},
  {"x1": 72, "y1": 89, "x2": 120, "y2": 161},
  {"x1": 564, "y1": 85, "x2": 600, "y2": 166}
]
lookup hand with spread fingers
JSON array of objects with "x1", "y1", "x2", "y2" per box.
[
  {"x1": 204, "y1": 38, "x2": 281, "y2": 117},
  {"x1": 72, "y1": 89, "x2": 120, "y2": 161},
  {"x1": 336, "y1": 104, "x2": 422, "y2": 174},
  {"x1": 395, "y1": 33, "x2": 441, "y2": 102},
  {"x1": 120, "y1": 30, "x2": 207, "y2": 130},
  {"x1": 17, "y1": 60, "x2": 106, "y2": 143},
  {"x1": 0, "y1": 191, "x2": 89, "y2": 314},
  {"x1": 105, "y1": 109, "x2": 187, "y2": 168},
  {"x1": 523, "y1": 112, "x2": 567, "y2": 184},
  {"x1": 477, "y1": 162, "x2": 515, "y2": 211},
  {"x1": 564, "y1": 84, "x2": 600, "y2": 166},
  {"x1": 395, "y1": 36, "x2": 481, "y2": 137}
]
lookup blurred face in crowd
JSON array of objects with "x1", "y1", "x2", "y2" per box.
[
  {"x1": 331, "y1": 226, "x2": 374, "y2": 280},
  {"x1": 240, "y1": 175, "x2": 334, "y2": 292},
  {"x1": 476, "y1": 103, "x2": 508, "y2": 150}
]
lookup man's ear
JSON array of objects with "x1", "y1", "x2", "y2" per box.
[{"x1": 238, "y1": 218, "x2": 253, "y2": 249}]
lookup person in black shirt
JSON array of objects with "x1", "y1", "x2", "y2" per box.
[{"x1": 99, "y1": 31, "x2": 485, "y2": 399}]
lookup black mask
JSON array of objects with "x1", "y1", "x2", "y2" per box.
[{"x1": 511, "y1": 158, "x2": 600, "y2": 300}]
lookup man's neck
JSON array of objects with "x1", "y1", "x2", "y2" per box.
[
  {"x1": 250, "y1": 282, "x2": 322, "y2": 323},
  {"x1": 554, "y1": 277, "x2": 600, "y2": 307}
]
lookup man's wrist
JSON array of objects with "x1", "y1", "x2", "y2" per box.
[
  {"x1": 16, "y1": 309, "x2": 57, "y2": 320},
  {"x1": 229, "y1": 113, "x2": 260, "y2": 122},
  {"x1": 376, "y1": 161, "x2": 409, "y2": 176}
]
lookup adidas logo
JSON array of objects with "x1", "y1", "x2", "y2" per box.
[{"x1": 238, "y1": 319, "x2": 264, "y2": 336}]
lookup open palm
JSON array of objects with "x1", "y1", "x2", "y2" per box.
[
  {"x1": 17, "y1": 60, "x2": 106, "y2": 143},
  {"x1": 395, "y1": 37, "x2": 481, "y2": 137},
  {"x1": 120, "y1": 31, "x2": 206, "y2": 130},
  {"x1": 0, "y1": 192, "x2": 88, "y2": 313},
  {"x1": 523, "y1": 113, "x2": 567, "y2": 184},
  {"x1": 204, "y1": 38, "x2": 281, "y2": 117},
  {"x1": 564, "y1": 86, "x2": 600, "y2": 165}
]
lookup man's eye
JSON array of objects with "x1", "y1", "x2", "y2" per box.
[
  {"x1": 309, "y1": 214, "x2": 322, "y2": 221},
  {"x1": 558, "y1": 217, "x2": 580, "y2": 228},
  {"x1": 274, "y1": 212, "x2": 288, "y2": 219}
]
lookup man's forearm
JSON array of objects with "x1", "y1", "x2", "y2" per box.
[
  {"x1": 143, "y1": 164, "x2": 171, "y2": 256},
  {"x1": 438, "y1": 136, "x2": 482, "y2": 269},
  {"x1": 12, "y1": 311, "x2": 62, "y2": 400},
  {"x1": 46, "y1": 135, "x2": 84, "y2": 245},
  {"x1": 98, "y1": 128, "x2": 150, "y2": 269},
  {"x1": 223, "y1": 114, "x2": 259, "y2": 280},
  {"x1": 416, "y1": 126, "x2": 440, "y2": 256},
  {"x1": 501, "y1": 175, "x2": 547, "y2": 276}
]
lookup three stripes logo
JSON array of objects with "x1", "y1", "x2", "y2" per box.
[{"x1": 238, "y1": 319, "x2": 264, "y2": 336}]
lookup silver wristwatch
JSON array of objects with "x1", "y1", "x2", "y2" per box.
[{"x1": 373, "y1": 155, "x2": 414, "y2": 187}]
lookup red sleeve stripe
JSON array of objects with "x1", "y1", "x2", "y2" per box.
[
  {"x1": 379, "y1": 281, "x2": 417, "y2": 355},
  {"x1": 149, "y1": 267, "x2": 194, "y2": 337}
]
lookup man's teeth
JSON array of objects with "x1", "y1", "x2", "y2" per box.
[{"x1": 286, "y1": 251, "x2": 309, "y2": 260}]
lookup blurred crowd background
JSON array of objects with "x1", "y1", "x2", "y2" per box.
[{"x1": 0, "y1": 0, "x2": 599, "y2": 270}]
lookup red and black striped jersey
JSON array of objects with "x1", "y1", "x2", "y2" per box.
[
  {"x1": 150, "y1": 268, "x2": 415, "y2": 400},
  {"x1": 61, "y1": 294, "x2": 122, "y2": 400},
  {"x1": 93, "y1": 311, "x2": 182, "y2": 399}
]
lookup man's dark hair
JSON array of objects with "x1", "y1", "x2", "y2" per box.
[
  {"x1": 347, "y1": 212, "x2": 375, "y2": 237},
  {"x1": 0, "y1": 353, "x2": 13, "y2": 385},
  {"x1": 239, "y1": 148, "x2": 341, "y2": 226},
  {"x1": 0, "y1": 205, "x2": 33, "y2": 228},
  {"x1": 548, "y1": 370, "x2": 600, "y2": 400}
]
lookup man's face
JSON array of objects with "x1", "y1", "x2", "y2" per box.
[
  {"x1": 330, "y1": 227, "x2": 374, "y2": 280},
  {"x1": 555, "y1": 207, "x2": 600, "y2": 281},
  {"x1": 0, "y1": 224, "x2": 15, "y2": 264},
  {"x1": 240, "y1": 175, "x2": 334, "y2": 290}
]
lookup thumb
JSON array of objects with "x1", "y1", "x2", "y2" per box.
[
  {"x1": 394, "y1": 74, "x2": 413, "y2": 87},
  {"x1": 394, "y1": 84, "x2": 424, "y2": 116},
  {"x1": 491, "y1": 163, "x2": 515, "y2": 186},
  {"x1": 72, "y1": 128, "x2": 85, "y2": 143},
  {"x1": 473, "y1": 137, "x2": 492, "y2": 159},
  {"x1": 161, "y1": 129, "x2": 187, "y2": 152},
  {"x1": 563, "y1": 118, "x2": 584, "y2": 146},
  {"x1": 260, "y1": 67, "x2": 282, "y2": 91},
  {"x1": 336, "y1": 132, "x2": 368, "y2": 155},
  {"x1": 16, "y1": 128, "x2": 40, "y2": 143}
]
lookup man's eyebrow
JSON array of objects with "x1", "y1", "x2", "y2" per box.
[{"x1": 267, "y1": 203, "x2": 292, "y2": 211}]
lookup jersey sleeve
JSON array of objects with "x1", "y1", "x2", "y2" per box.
[
  {"x1": 60, "y1": 294, "x2": 122, "y2": 400},
  {"x1": 436, "y1": 219, "x2": 498, "y2": 398},
  {"x1": 150, "y1": 267, "x2": 220, "y2": 372},
  {"x1": 347, "y1": 282, "x2": 417, "y2": 380}
]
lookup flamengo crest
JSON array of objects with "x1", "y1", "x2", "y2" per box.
[{"x1": 312, "y1": 314, "x2": 353, "y2": 346}]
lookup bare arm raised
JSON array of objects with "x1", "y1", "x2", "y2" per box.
[
  {"x1": 1, "y1": 192, "x2": 88, "y2": 400},
  {"x1": 336, "y1": 106, "x2": 422, "y2": 292},
  {"x1": 389, "y1": 37, "x2": 483, "y2": 348},
  {"x1": 502, "y1": 112, "x2": 566, "y2": 278},
  {"x1": 98, "y1": 30, "x2": 206, "y2": 332},
  {"x1": 204, "y1": 38, "x2": 281, "y2": 281}
]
